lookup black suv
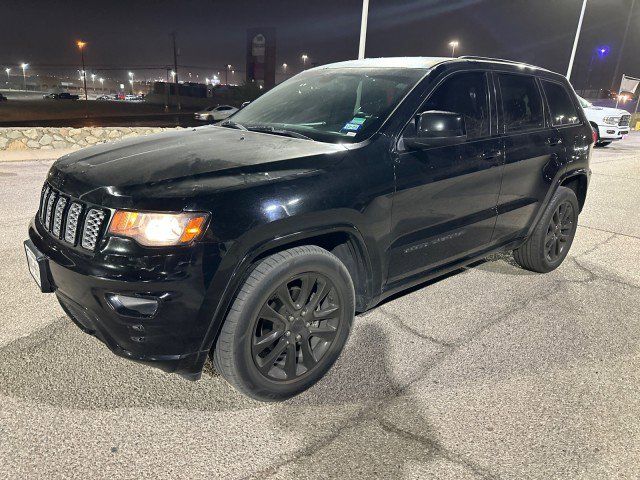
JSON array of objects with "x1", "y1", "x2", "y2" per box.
[{"x1": 25, "y1": 57, "x2": 592, "y2": 401}]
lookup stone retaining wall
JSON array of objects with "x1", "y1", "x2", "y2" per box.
[{"x1": 0, "y1": 127, "x2": 179, "y2": 151}]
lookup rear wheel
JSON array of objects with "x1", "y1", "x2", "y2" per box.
[
  {"x1": 213, "y1": 246, "x2": 355, "y2": 401},
  {"x1": 513, "y1": 186, "x2": 579, "y2": 273}
]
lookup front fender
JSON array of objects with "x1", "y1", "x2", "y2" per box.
[{"x1": 194, "y1": 216, "x2": 377, "y2": 361}]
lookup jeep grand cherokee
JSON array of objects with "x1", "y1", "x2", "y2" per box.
[{"x1": 26, "y1": 57, "x2": 592, "y2": 401}]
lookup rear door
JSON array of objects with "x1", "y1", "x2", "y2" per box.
[
  {"x1": 492, "y1": 72, "x2": 564, "y2": 243},
  {"x1": 388, "y1": 70, "x2": 503, "y2": 284},
  {"x1": 539, "y1": 79, "x2": 592, "y2": 177}
]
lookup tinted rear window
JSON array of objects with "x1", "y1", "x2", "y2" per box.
[
  {"x1": 498, "y1": 73, "x2": 544, "y2": 132},
  {"x1": 542, "y1": 80, "x2": 580, "y2": 126}
]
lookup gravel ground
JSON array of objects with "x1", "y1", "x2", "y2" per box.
[{"x1": 0, "y1": 135, "x2": 638, "y2": 479}]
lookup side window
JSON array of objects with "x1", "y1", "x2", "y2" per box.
[
  {"x1": 542, "y1": 80, "x2": 580, "y2": 126},
  {"x1": 498, "y1": 73, "x2": 544, "y2": 132},
  {"x1": 420, "y1": 72, "x2": 490, "y2": 140}
]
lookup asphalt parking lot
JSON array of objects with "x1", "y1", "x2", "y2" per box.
[{"x1": 1, "y1": 135, "x2": 639, "y2": 479}]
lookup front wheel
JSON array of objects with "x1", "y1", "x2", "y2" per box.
[
  {"x1": 213, "y1": 246, "x2": 355, "y2": 401},
  {"x1": 513, "y1": 186, "x2": 579, "y2": 273}
]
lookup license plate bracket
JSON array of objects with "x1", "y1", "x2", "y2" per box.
[{"x1": 24, "y1": 239, "x2": 54, "y2": 293}]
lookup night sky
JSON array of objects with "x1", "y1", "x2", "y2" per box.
[{"x1": 1, "y1": 0, "x2": 638, "y2": 89}]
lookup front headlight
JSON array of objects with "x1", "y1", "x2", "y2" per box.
[
  {"x1": 108, "y1": 210, "x2": 208, "y2": 246},
  {"x1": 603, "y1": 116, "x2": 620, "y2": 125}
]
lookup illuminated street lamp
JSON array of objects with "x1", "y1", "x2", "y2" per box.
[
  {"x1": 76, "y1": 41, "x2": 88, "y2": 100},
  {"x1": 128, "y1": 71, "x2": 134, "y2": 94},
  {"x1": 99, "y1": 77, "x2": 104, "y2": 92},
  {"x1": 170, "y1": 70, "x2": 176, "y2": 81},
  {"x1": 5, "y1": 68, "x2": 10, "y2": 87},
  {"x1": 224, "y1": 64, "x2": 232, "y2": 84},
  {"x1": 20, "y1": 63, "x2": 28, "y2": 90},
  {"x1": 301, "y1": 54, "x2": 308, "y2": 69},
  {"x1": 282, "y1": 63, "x2": 288, "y2": 73},
  {"x1": 448, "y1": 40, "x2": 459, "y2": 57},
  {"x1": 91, "y1": 73, "x2": 96, "y2": 92}
]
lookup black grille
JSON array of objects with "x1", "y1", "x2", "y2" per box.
[
  {"x1": 619, "y1": 115, "x2": 630, "y2": 127},
  {"x1": 38, "y1": 183, "x2": 109, "y2": 252}
]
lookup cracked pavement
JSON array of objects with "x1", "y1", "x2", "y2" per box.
[{"x1": 1, "y1": 135, "x2": 639, "y2": 479}]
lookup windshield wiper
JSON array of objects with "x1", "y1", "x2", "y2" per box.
[
  {"x1": 220, "y1": 120, "x2": 248, "y2": 131},
  {"x1": 246, "y1": 125, "x2": 313, "y2": 141}
]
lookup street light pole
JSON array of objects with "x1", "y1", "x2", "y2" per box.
[
  {"x1": 171, "y1": 31, "x2": 181, "y2": 111},
  {"x1": 358, "y1": 0, "x2": 369, "y2": 60},
  {"x1": 610, "y1": 0, "x2": 636, "y2": 90},
  {"x1": 301, "y1": 54, "x2": 308, "y2": 69},
  {"x1": 21, "y1": 63, "x2": 28, "y2": 90},
  {"x1": 449, "y1": 40, "x2": 459, "y2": 57},
  {"x1": 566, "y1": 0, "x2": 588, "y2": 80},
  {"x1": 5, "y1": 68, "x2": 10, "y2": 88},
  {"x1": 77, "y1": 41, "x2": 88, "y2": 100}
]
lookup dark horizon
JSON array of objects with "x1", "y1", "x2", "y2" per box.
[{"x1": 2, "y1": 0, "x2": 639, "y2": 90}]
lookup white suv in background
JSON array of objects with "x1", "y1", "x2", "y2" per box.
[{"x1": 578, "y1": 96, "x2": 631, "y2": 147}]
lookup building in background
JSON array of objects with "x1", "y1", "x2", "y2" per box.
[{"x1": 246, "y1": 27, "x2": 276, "y2": 90}]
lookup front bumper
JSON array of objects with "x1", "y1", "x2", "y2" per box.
[
  {"x1": 28, "y1": 218, "x2": 223, "y2": 380},
  {"x1": 597, "y1": 124, "x2": 630, "y2": 140}
]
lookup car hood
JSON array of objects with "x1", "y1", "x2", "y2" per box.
[
  {"x1": 47, "y1": 126, "x2": 348, "y2": 207},
  {"x1": 584, "y1": 105, "x2": 631, "y2": 116}
]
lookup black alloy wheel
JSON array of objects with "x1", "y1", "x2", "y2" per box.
[
  {"x1": 252, "y1": 273, "x2": 341, "y2": 381},
  {"x1": 512, "y1": 186, "x2": 579, "y2": 273},
  {"x1": 544, "y1": 201, "x2": 575, "y2": 263},
  {"x1": 213, "y1": 245, "x2": 355, "y2": 401}
]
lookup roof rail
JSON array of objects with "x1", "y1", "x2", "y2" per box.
[{"x1": 458, "y1": 56, "x2": 539, "y2": 69}]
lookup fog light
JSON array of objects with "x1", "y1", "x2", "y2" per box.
[{"x1": 106, "y1": 294, "x2": 159, "y2": 317}]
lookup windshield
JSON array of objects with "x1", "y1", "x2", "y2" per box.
[
  {"x1": 577, "y1": 96, "x2": 592, "y2": 108},
  {"x1": 230, "y1": 67, "x2": 427, "y2": 143}
]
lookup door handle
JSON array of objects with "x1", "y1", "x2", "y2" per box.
[{"x1": 546, "y1": 137, "x2": 562, "y2": 146}]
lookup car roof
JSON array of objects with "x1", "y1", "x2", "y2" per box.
[
  {"x1": 316, "y1": 57, "x2": 451, "y2": 70},
  {"x1": 310, "y1": 56, "x2": 561, "y2": 80}
]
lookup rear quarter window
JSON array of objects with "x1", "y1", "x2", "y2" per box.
[
  {"x1": 542, "y1": 80, "x2": 581, "y2": 126},
  {"x1": 498, "y1": 73, "x2": 544, "y2": 132}
]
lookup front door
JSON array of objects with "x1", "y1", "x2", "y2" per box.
[{"x1": 388, "y1": 71, "x2": 503, "y2": 285}]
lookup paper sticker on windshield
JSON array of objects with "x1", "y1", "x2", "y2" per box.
[{"x1": 341, "y1": 122, "x2": 362, "y2": 132}]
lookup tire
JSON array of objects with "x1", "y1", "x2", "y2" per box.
[
  {"x1": 213, "y1": 246, "x2": 355, "y2": 401},
  {"x1": 596, "y1": 141, "x2": 612, "y2": 147},
  {"x1": 513, "y1": 186, "x2": 579, "y2": 273}
]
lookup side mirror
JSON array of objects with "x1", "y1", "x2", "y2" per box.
[{"x1": 404, "y1": 110, "x2": 467, "y2": 150}]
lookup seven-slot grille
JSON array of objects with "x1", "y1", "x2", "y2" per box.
[
  {"x1": 38, "y1": 184, "x2": 108, "y2": 252},
  {"x1": 619, "y1": 115, "x2": 630, "y2": 127}
]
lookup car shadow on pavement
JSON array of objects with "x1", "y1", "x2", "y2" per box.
[
  {"x1": 0, "y1": 252, "x2": 521, "y2": 415},
  {"x1": 256, "y1": 323, "x2": 497, "y2": 478}
]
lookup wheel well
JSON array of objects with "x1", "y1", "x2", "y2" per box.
[
  {"x1": 561, "y1": 175, "x2": 588, "y2": 212},
  {"x1": 252, "y1": 232, "x2": 370, "y2": 312}
]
